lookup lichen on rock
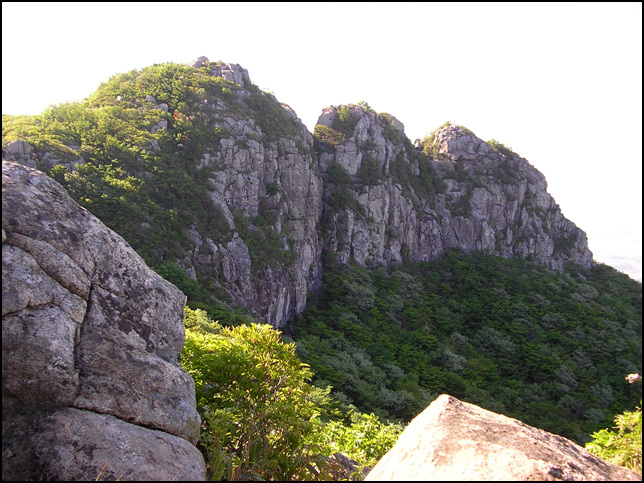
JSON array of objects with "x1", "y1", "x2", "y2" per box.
[{"x1": 2, "y1": 160, "x2": 206, "y2": 480}]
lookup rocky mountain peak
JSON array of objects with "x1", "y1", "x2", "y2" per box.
[
  {"x1": 431, "y1": 122, "x2": 493, "y2": 162},
  {"x1": 317, "y1": 104, "x2": 405, "y2": 137},
  {"x1": 1, "y1": 60, "x2": 596, "y2": 326},
  {"x1": 314, "y1": 103, "x2": 407, "y2": 178},
  {"x1": 190, "y1": 55, "x2": 252, "y2": 88},
  {"x1": 315, "y1": 107, "x2": 592, "y2": 274}
]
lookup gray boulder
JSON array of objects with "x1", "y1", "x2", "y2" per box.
[
  {"x1": 192, "y1": 55, "x2": 209, "y2": 68},
  {"x1": 3, "y1": 408, "x2": 206, "y2": 481},
  {"x1": 2, "y1": 160, "x2": 206, "y2": 480},
  {"x1": 365, "y1": 394, "x2": 640, "y2": 481},
  {"x1": 5, "y1": 139, "x2": 31, "y2": 156}
]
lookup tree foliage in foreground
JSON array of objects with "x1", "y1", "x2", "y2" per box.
[
  {"x1": 181, "y1": 308, "x2": 401, "y2": 480},
  {"x1": 586, "y1": 401, "x2": 642, "y2": 475}
]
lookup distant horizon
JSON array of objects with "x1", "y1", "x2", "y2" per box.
[{"x1": 2, "y1": 2, "x2": 641, "y2": 281}]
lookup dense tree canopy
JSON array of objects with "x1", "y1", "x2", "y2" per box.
[{"x1": 291, "y1": 249, "x2": 642, "y2": 445}]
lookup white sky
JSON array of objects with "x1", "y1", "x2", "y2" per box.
[{"x1": 3, "y1": 2, "x2": 642, "y2": 281}]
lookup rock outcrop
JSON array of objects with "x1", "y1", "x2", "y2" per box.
[
  {"x1": 173, "y1": 57, "x2": 323, "y2": 327},
  {"x1": 317, "y1": 106, "x2": 592, "y2": 272},
  {"x1": 2, "y1": 139, "x2": 36, "y2": 169},
  {"x1": 192, "y1": 55, "x2": 252, "y2": 87},
  {"x1": 2, "y1": 161, "x2": 206, "y2": 480},
  {"x1": 2, "y1": 60, "x2": 594, "y2": 329},
  {"x1": 365, "y1": 394, "x2": 640, "y2": 481}
]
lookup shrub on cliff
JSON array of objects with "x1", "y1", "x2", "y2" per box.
[
  {"x1": 332, "y1": 105, "x2": 359, "y2": 137},
  {"x1": 313, "y1": 124, "x2": 346, "y2": 151},
  {"x1": 316, "y1": 410, "x2": 402, "y2": 470}
]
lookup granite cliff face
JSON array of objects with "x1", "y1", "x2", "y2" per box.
[
  {"x1": 2, "y1": 58, "x2": 593, "y2": 328},
  {"x1": 165, "y1": 59, "x2": 323, "y2": 327},
  {"x1": 168, "y1": 70, "x2": 592, "y2": 326},
  {"x1": 316, "y1": 105, "x2": 592, "y2": 272},
  {"x1": 2, "y1": 161, "x2": 206, "y2": 480}
]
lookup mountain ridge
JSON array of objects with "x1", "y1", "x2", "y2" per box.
[
  {"x1": 2, "y1": 58, "x2": 641, "y2": 474},
  {"x1": 2, "y1": 56, "x2": 593, "y2": 326}
]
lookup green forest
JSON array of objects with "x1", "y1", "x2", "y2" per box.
[
  {"x1": 181, "y1": 307, "x2": 402, "y2": 480},
  {"x1": 291, "y1": 249, "x2": 641, "y2": 444},
  {"x1": 177, "y1": 249, "x2": 642, "y2": 478}
]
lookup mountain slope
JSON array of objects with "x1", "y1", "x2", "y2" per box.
[
  {"x1": 2, "y1": 56, "x2": 641, "y2": 452},
  {"x1": 3, "y1": 58, "x2": 592, "y2": 326},
  {"x1": 291, "y1": 249, "x2": 641, "y2": 445},
  {"x1": 3, "y1": 58, "x2": 322, "y2": 326}
]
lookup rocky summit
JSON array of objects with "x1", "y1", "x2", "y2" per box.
[
  {"x1": 317, "y1": 107, "x2": 591, "y2": 272},
  {"x1": 2, "y1": 57, "x2": 593, "y2": 328}
]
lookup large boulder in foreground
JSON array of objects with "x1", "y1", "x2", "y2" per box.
[
  {"x1": 2, "y1": 161, "x2": 206, "y2": 480},
  {"x1": 366, "y1": 394, "x2": 640, "y2": 481}
]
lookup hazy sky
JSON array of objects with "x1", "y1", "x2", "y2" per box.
[{"x1": 3, "y1": 2, "x2": 642, "y2": 281}]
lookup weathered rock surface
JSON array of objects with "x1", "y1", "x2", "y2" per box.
[
  {"x1": 172, "y1": 58, "x2": 323, "y2": 327},
  {"x1": 3, "y1": 408, "x2": 206, "y2": 481},
  {"x1": 185, "y1": 97, "x2": 591, "y2": 326},
  {"x1": 2, "y1": 139, "x2": 36, "y2": 168},
  {"x1": 4, "y1": 138, "x2": 86, "y2": 173},
  {"x1": 2, "y1": 160, "x2": 206, "y2": 480},
  {"x1": 192, "y1": 56, "x2": 252, "y2": 87},
  {"x1": 317, "y1": 107, "x2": 592, "y2": 272},
  {"x1": 3, "y1": 61, "x2": 594, "y2": 329},
  {"x1": 365, "y1": 394, "x2": 640, "y2": 481}
]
